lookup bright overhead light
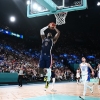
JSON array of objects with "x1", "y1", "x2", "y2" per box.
[
  {"x1": 10, "y1": 16, "x2": 16, "y2": 22},
  {"x1": 27, "y1": 0, "x2": 30, "y2": 5},
  {"x1": 33, "y1": 3, "x2": 38, "y2": 9},
  {"x1": 37, "y1": 7, "x2": 42, "y2": 11},
  {"x1": 97, "y1": 2, "x2": 100, "y2": 6}
]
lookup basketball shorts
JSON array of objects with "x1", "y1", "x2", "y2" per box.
[
  {"x1": 81, "y1": 75, "x2": 88, "y2": 82},
  {"x1": 51, "y1": 72, "x2": 55, "y2": 78},
  {"x1": 76, "y1": 73, "x2": 80, "y2": 78},
  {"x1": 39, "y1": 54, "x2": 52, "y2": 68}
]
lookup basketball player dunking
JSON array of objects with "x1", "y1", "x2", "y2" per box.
[
  {"x1": 39, "y1": 22, "x2": 60, "y2": 89},
  {"x1": 97, "y1": 63, "x2": 100, "y2": 89},
  {"x1": 79, "y1": 57, "x2": 94, "y2": 100}
]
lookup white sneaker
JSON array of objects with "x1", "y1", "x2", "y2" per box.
[
  {"x1": 51, "y1": 89, "x2": 56, "y2": 92},
  {"x1": 79, "y1": 96, "x2": 85, "y2": 100},
  {"x1": 44, "y1": 88, "x2": 47, "y2": 91},
  {"x1": 51, "y1": 89, "x2": 54, "y2": 91},
  {"x1": 90, "y1": 86, "x2": 93, "y2": 93}
]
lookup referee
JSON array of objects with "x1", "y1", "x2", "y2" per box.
[{"x1": 18, "y1": 67, "x2": 24, "y2": 87}]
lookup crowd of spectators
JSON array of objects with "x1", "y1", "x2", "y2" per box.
[
  {"x1": 0, "y1": 34, "x2": 75, "y2": 82},
  {"x1": 54, "y1": 31, "x2": 100, "y2": 64},
  {"x1": 0, "y1": 30, "x2": 100, "y2": 82}
]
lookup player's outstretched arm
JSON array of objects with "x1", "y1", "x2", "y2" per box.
[
  {"x1": 88, "y1": 63, "x2": 94, "y2": 75},
  {"x1": 53, "y1": 27, "x2": 60, "y2": 44},
  {"x1": 40, "y1": 26, "x2": 48, "y2": 40}
]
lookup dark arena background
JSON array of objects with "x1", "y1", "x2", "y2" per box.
[{"x1": 0, "y1": 0, "x2": 100, "y2": 100}]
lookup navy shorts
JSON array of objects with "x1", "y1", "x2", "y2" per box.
[
  {"x1": 51, "y1": 71, "x2": 55, "y2": 78},
  {"x1": 39, "y1": 54, "x2": 52, "y2": 68}
]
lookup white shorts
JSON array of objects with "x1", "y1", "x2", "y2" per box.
[
  {"x1": 81, "y1": 75, "x2": 88, "y2": 82},
  {"x1": 76, "y1": 73, "x2": 80, "y2": 78}
]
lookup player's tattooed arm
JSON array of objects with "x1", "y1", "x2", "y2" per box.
[
  {"x1": 53, "y1": 27, "x2": 60, "y2": 44},
  {"x1": 88, "y1": 63, "x2": 94, "y2": 76}
]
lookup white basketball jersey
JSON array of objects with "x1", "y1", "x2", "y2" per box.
[
  {"x1": 80, "y1": 63, "x2": 88, "y2": 75},
  {"x1": 18, "y1": 70, "x2": 23, "y2": 75}
]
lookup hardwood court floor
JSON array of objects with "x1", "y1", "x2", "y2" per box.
[{"x1": 0, "y1": 82, "x2": 100, "y2": 100}]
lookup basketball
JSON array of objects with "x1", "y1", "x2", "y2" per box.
[{"x1": 49, "y1": 22, "x2": 56, "y2": 29}]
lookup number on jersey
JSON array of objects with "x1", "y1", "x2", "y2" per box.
[{"x1": 45, "y1": 42, "x2": 48, "y2": 46}]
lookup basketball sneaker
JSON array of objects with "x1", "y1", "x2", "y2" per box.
[
  {"x1": 51, "y1": 89, "x2": 56, "y2": 92},
  {"x1": 90, "y1": 86, "x2": 93, "y2": 93},
  {"x1": 79, "y1": 96, "x2": 85, "y2": 100},
  {"x1": 44, "y1": 76, "x2": 47, "y2": 81}
]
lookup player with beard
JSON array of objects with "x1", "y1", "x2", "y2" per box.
[{"x1": 39, "y1": 22, "x2": 60, "y2": 90}]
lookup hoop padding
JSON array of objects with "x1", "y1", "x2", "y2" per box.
[{"x1": 54, "y1": 12, "x2": 68, "y2": 25}]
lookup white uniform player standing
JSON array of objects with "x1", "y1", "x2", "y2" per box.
[{"x1": 79, "y1": 57, "x2": 94, "y2": 100}]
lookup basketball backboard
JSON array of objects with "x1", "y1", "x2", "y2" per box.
[{"x1": 27, "y1": 0, "x2": 87, "y2": 18}]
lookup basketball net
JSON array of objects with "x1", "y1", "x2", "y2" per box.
[{"x1": 54, "y1": 12, "x2": 68, "y2": 25}]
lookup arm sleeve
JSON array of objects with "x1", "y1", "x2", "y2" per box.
[{"x1": 40, "y1": 26, "x2": 48, "y2": 35}]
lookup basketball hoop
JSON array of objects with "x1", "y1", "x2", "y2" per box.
[{"x1": 54, "y1": 12, "x2": 68, "y2": 25}]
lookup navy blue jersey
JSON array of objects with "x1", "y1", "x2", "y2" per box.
[{"x1": 41, "y1": 38, "x2": 53, "y2": 55}]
